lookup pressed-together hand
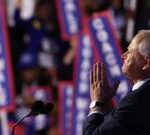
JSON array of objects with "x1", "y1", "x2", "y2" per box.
[{"x1": 90, "y1": 62, "x2": 120, "y2": 113}]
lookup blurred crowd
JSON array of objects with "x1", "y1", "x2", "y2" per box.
[
  {"x1": 8, "y1": 0, "x2": 72, "y2": 134},
  {"x1": 5, "y1": 0, "x2": 150, "y2": 135}
]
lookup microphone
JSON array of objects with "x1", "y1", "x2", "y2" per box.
[
  {"x1": 41, "y1": 102, "x2": 54, "y2": 115},
  {"x1": 11, "y1": 100, "x2": 54, "y2": 135},
  {"x1": 29, "y1": 100, "x2": 44, "y2": 116}
]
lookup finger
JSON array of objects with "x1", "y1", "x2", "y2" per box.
[
  {"x1": 96, "y1": 62, "x2": 100, "y2": 81},
  {"x1": 90, "y1": 70, "x2": 93, "y2": 86},
  {"x1": 97, "y1": 62, "x2": 101, "y2": 81},
  {"x1": 93, "y1": 63, "x2": 96, "y2": 82},
  {"x1": 101, "y1": 63, "x2": 108, "y2": 84}
]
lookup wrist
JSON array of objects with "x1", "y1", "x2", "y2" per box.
[
  {"x1": 89, "y1": 100, "x2": 113, "y2": 114},
  {"x1": 89, "y1": 100, "x2": 104, "y2": 109},
  {"x1": 89, "y1": 100, "x2": 104, "y2": 113},
  {"x1": 90, "y1": 107, "x2": 103, "y2": 112}
]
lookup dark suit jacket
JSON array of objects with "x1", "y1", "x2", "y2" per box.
[{"x1": 83, "y1": 81, "x2": 150, "y2": 135}]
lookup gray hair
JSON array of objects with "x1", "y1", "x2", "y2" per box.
[{"x1": 134, "y1": 30, "x2": 150, "y2": 57}]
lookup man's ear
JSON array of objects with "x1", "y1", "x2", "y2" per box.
[{"x1": 142, "y1": 57, "x2": 150, "y2": 70}]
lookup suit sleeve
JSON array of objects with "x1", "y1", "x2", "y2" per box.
[
  {"x1": 83, "y1": 83, "x2": 150, "y2": 135},
  {"x1": 83, "y1": 112, "x2": 129, "y2": 135}
]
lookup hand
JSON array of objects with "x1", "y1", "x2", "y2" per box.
[
  {"x1": 14, "y1": 0, "x2": 22, "y2": 9},
  {"x1": 63, "y1": 36, "x2": 76, "y2": 65},
  {"x1": 63, "y1": 48, "x2": 75, "y2": 65},
  {"x1": 90, "y1": 62, "x2": 120, "y2": 103}
]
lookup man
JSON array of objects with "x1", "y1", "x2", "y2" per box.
[{"x1": 83, "y1": 30, "x2": 150, "y2": 135}]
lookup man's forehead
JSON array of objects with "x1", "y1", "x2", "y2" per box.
[{"x1": 128, "y1": 39, "x2": 138, "y2": 50}]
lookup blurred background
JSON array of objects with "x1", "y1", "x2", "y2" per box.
[{"x1": 0, "y1": 0, "x2": 150, "y2": 135}]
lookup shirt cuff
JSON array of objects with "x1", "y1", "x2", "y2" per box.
[{"x1": 88, "y1": 110, "x2": 104, "y2": 117}]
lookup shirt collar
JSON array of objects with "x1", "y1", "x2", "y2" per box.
[{"x1": 132, "y1": 77, "x2": 150, "y2": 91}]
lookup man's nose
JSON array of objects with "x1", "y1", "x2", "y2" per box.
[{"x1": 121, "y1": 52, "x2": 127, "y2": 59}]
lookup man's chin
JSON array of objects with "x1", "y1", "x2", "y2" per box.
[{"x1": 122, "y1": 69, "x2": 131, "y2": 81}]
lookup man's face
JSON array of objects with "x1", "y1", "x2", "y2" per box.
[{"x1": 121, "y1": 39, "x2": 144, "y2": 81}]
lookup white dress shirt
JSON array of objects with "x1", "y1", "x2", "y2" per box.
[{"x1": 132, "y1": 77, "x2": 150, "y2": 91}]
